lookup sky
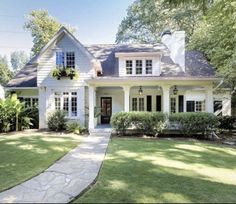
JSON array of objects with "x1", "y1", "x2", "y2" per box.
[{"x1": 0, "y1": 0, "x2": 133, "y2": 63}]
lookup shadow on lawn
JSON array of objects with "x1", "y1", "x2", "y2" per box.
[
  {"x1": 77, "y1": 138, "x2": 236, "y2": 203},
  {"x1": 0, "y1": 135, "x2": 79, "y2": 192}
]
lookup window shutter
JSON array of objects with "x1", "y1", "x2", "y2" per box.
[
  {"x1": 178, "y1": 95, "x2": 184, "y2": 112},
  {"x1": 147, "y1": 95, "x2": 152, "y2": 112},
  {"x1": 187, "y1": 101, "x2": 195, "y2": 112},
  {"x1": 156, "y1": 95, "x2": 161, "y2": 112}
]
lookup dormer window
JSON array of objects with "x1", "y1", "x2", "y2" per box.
[
  {"x1": 56, "y1": 51, "x2": 75, "y2": 68},
  {"x1": 146, "y1": 60, "x2": 152, "y2": 74},
  {"x1": 126, "y1": 60, "x2": 133, "y2": 74},
  {"x1": 136, "y1": 60, "x2": 142, "y2": 74}
]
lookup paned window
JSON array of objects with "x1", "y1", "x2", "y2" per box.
[
  {"x1": 171, "y1": 97, "x2": 176, "y2": 113},
  {"x1": 136, "y1": 60, "x2": 142, "y2": 74},
  {"x1": 66, "y1": 52, "x2": 75, "y2": 68},
  {"x1": 126, "y1": 60, "x2": 133, "y2": 74},
  {"x1": 146, "y1": 60, "x2": 152, "y2": 74}
]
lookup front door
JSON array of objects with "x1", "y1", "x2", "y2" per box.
[{"x1": 101, "y1": 97, "x2": 112, "y2": 124}]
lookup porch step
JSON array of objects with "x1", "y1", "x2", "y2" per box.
[{"x1": 89, "y1": 128, "x2": 113, "y2": 135}]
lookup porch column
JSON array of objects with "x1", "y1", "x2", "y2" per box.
[
  {"x1": 205, "y1": 85, "x2": 214, "y2": 113},
  {"x1": 123, "y1": 86, "x2": 130, "y2": 112},
  {"x1": 162, "y1": 85, "x2": 171, "y2": 114},
  {"x1": 89, "y1": 86, "x2": 96, "y2": 130}
]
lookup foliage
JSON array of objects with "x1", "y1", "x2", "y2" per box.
[
  {"x1": 66, "y1": 122, "x2": 86, "y2": 134},
  {"x1": 218, "y1": 116, "x2": 236, "y2": 130},
  {"x1": 111, "y1": 112, "x2": 132, "y2": 135},
  {"x1": 169, "y1": 112, "x2": 219, "y2": 136},
  {"x1": 111, "y1": 112, "x2": 167, "y2": 136},
  {"x1": 188, "y1": 0, "x2": 236, "y2": 91},
  {"x1": 0, "y1": 94, "x2": 33, "y2": 132},
  {"x1": 10, "y1": 51, "x2": 29, "y2": 73},
  {"x1": 47, "y1": 110, "x2": 68, "y2": 131},
  {"x1": 51, "y1": 67, "x2": 79, "y2": 80},
  {"x1": 19, "y1": 106, "x2": 39, "y2": 129},
  {"x1": 24, "y1": 10, "x2": 76, "y2": 55},
  {"x1": 0, "y1": 55, "x2": 13, "y2": 85},
  {"x1": 116, "y1": 0, "x2": 201, "y2": 43}
]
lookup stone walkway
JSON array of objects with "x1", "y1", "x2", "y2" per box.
[{"x1": 0, "y1": 131, "x2": 111, "y2": 203}]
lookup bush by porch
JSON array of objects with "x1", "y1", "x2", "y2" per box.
[{"x1": 111, "y1": 112, "x2": 219, "y2": 138}]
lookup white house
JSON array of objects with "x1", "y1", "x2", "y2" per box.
[{"x1": 6, "y1": 27, "x2": 231, "y2": 131}]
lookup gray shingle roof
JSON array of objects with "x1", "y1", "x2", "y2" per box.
[{"x1": 7, "y1": 44, "x2": 216, "y2": 88}]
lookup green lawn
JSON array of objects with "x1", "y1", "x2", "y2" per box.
[
  {"x1": 75, "y1": 138, "x2": 236, "y2": 203},
  {"x1": 0, "y1": 133, "x2": 80, "y2": 192}
]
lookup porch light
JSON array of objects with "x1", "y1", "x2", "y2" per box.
[
  {"x1": 138, "y1": 86, "x2": 143, "y2": 95},
  {"x1": 173, "y1": 85, "x2": 178, "y2": 95}
]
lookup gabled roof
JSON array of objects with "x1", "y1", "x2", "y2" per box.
[{"x1": 6, "y1": 28, "x2": 217, "y2": 88}]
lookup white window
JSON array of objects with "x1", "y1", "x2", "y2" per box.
[
  {"x1": 136, "y1": 60, "x2": 142, "y2": 75},
  {"x1": 55, "y1": 52, "x2": 75, "y2": 68},
  {"x1": 56, "y1": 52, "x2": 64, "y2": 68},
  {"x1": 146, "y1": 60, "x2": 152, "y2": 74},
  {"x1": 196, "y1": 101, "x2": 205, "y2": 112},
  {"x1": 171, "y1": 97, "x2": 176, "y2": 113},
  {"x1": 19, "y1": 97, "x2": 38, "y2": 108},
  {"x1": 126, "y1": 60, "x2": 133, "y2": 75},
  {"x1": 139, "y1": 98, "x2": 144, "y2": 111},
  {"x1": 132, "y1": 97, "x2": 144, "y2": 111},
  {"x1": 71, "y1": 92, "x2": 77, "y2": 117},
  {"x1": 132, "y1": 98, "x2": 137, "y2": 111},
  {"x1": 66, "y1": 52, "x2": 75, "y2": 68},
  {"x1": 54, "y1": 91, "x2": 78, "y2": 118}
]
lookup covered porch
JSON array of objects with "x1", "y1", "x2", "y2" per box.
[{"x1": 87, "y1": 78, "x2": 215, "y2": 130}]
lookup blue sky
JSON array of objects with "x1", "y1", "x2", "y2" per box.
[{"x1": 0, "y1": 0, "x2": 133, "y2": 61}]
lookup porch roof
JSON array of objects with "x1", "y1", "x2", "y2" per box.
[{"x1": 86, "y1": 76, "x2": 222, "y2": 87}]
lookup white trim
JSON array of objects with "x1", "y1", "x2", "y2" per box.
[
  {"x1": 115, "y1": 52, "x2": 161, "y2": 57},
  {"x1": 5, "y1": 87, "x2": 38, "y2": 90}
]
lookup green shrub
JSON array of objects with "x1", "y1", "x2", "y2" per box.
[
  {"x1": 0, "y1": 94, "x2": 33, "y2": 132},
  {"x1": 169, "y1": 112, "x2": 219, "y2": 137},
  {"x1": 66, "y1": 122, "x2": 86, "y2": 134},
  {"x1": 47, "y1": 110, "x2": 68, "y2": 131},
  {"x1": 111, "y1": 112, "x2": 132, "y2": 135},
  {"x1": 111, "y1": 112, "x2": 166, "y2": 136},
  {"x1": 218, "y1": 116, "x2": 236, "y2": 130}
]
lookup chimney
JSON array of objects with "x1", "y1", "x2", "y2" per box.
[{"x1": 161, "y1": 31, "x2": 185, "y2": 72}]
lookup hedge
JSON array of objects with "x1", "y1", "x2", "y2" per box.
[
  {"x1": 111, "y1": 112, "x2": 167, "y2": 136},
  {"x1": 169, "y1": 112, "x2": 219, "y2": 136},
  {"x1": 111, "y1": 112, "x2": 219, "y2": 138}
]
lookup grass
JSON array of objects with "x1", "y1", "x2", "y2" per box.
[
  {"x1": 0, "y1": 133, "x2": 80, "y2": 192},
  {"x1": 75, "y1": 138, "x2": 236, "y2": 203}
]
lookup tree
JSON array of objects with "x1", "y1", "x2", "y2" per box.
[
  {"x1": 116, "y1": 0, "x2": 201, "y2": 43},
  {"x1": 24, "y1": 10, "x2": 76, "y2": 56},
  {"x1": 189, "y1": 0, "x2": 236, "y2": 91},
  {"x1": 0, "y1": 55, "x2": 13, "y2": 85},
  {"x1": 10, "y1": 51, "x2": 29, "y2": 73}
]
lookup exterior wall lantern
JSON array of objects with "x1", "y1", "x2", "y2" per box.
[
  {"x1": 173, "y1": 85, "x2": 178, "y2": 95},
  {"x1": 138, "y1": 86, "x2": 143, "y2": 95}
]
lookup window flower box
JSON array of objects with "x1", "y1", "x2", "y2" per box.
[{"x1": 51, "y1": 67, "x2": 79, "y2": 80}]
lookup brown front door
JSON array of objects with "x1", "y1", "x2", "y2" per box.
[{"x1": 101, "y1": 97, "x2": 112, "y2": 124}]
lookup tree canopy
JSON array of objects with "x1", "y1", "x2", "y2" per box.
[
  {"x1": 24, "y1": 10, "x2": 75, "y2": 56},
  {"x1": 0, "y1": 55, "x2": 13, "y2": 85},
  {"x1": 116, "y1": 0, "x2": 236, "y2": 91},
  {"x1": 10, "y1": 51, "x2": 29, "y2": 73}
]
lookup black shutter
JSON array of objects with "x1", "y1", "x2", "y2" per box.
[
  {"x1": 147, "y1": 95, "x2": 152, "y2": 112},
  {"x1": 187, "y1": 101, "x2": 195, "y2": 112},
  {"x1": 156, "y1": 95, "x2": 161, "y2": 112},
  {"x1": 178, "y1": 95, "x2": 184, "y2": 112}
]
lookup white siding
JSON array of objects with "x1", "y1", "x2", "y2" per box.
[{"x1": 37, "y1": 34, "x2": 94, "y2": 87}]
